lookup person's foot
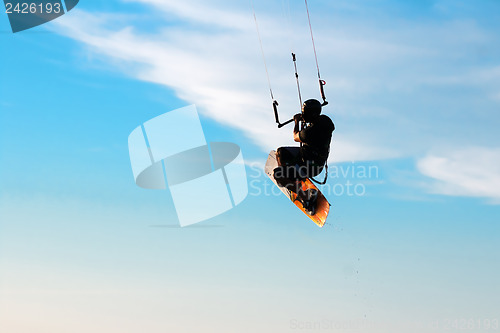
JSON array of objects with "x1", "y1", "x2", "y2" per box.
[{"x1": 299, "y1": 189, "x2": 318, "y2": 216}]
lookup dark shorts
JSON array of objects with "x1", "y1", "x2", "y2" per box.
[{"x1": 274, "y1": 147, "x2": 323, "y2": 185}]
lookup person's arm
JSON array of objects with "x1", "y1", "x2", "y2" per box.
[{"x1": 293, "y1": 113, "x2": 302, "y2": 142}]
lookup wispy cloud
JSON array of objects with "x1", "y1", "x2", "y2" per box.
[
  {"x1": 123, "y1": 0, "x2": 253, "y2": 30},
  {"x1": 50, "y1": 0, "x2": 500, "y2": 164},
  {"x1": 417, "y1": 147, "x2": 500, "y2": 204}
]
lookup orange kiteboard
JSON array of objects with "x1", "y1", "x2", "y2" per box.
[{"x1": 264, "y1": 150, "x2": 330, "y2": 227}]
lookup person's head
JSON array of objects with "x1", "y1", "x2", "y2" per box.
[{"x1": 301, "y1": 99, "x2": 322, "y2": 122}]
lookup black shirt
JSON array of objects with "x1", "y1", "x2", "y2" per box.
[{"x1": 298, "y1": 114, "x2": 335, "y2": 165}]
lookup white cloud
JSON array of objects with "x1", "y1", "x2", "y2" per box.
[
  {"x1": 51, "y1": 0, "x2": 500, "y2": 164},
  {"x1": 124, "y1": 0, "x2": 253, "y2": 30},
  {"x1": 417, "y1": 147, "x2": 500, "y2": 203}
]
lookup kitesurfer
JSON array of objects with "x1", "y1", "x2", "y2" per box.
[{"x1": 273, "y1": 99, "x2": 334, "y2": 215}]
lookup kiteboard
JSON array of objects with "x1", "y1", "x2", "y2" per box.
[{"x1": 264, "y1": 150, "x2": 330, "y2": 227}]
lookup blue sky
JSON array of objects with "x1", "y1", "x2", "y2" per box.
[{"x1": 1, "y1": 0, "x2": 499, "y2": 332}]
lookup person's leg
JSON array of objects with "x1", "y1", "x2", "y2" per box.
[
  {"x1": 274, "y1": 147, "x2": 303, "y2": 195},
  {"x1": 273, "y1": 165, "x2": 301, "y2": 192},
  {"x1": 295, "y1": 161, "x2": 322, "y2": 215},
  {"x1": 274, "y1": 154, "x2": 323, "y2": 215},
  {"x1": 276, "y1": 147, "x2": 300, "y2": 167}
]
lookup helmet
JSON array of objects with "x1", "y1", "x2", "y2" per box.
[{"x1": 302, "y1": 99, "x2": 322, "y2": 122}]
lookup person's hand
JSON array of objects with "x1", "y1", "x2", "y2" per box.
[{"x1": 293, "y1": 113, "x2": 303, "y2": 123}]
